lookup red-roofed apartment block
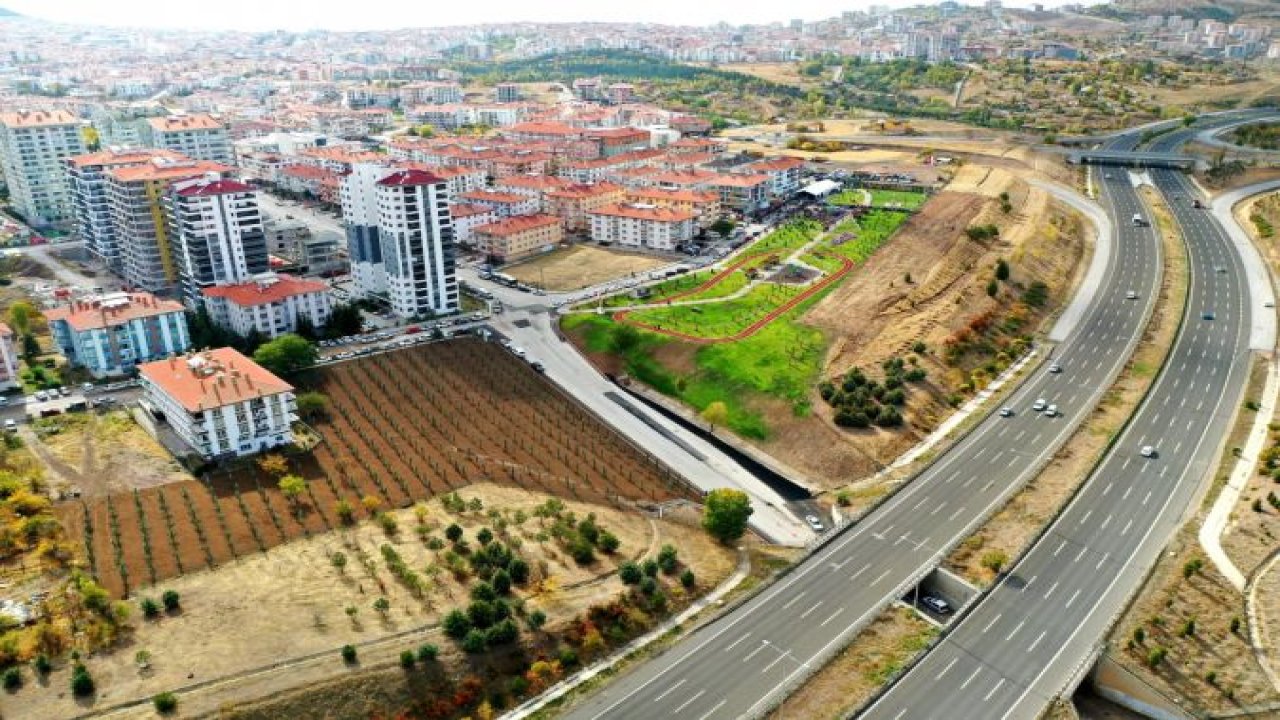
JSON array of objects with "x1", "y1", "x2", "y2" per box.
[
  {"x1": 44, "y1": 292, "x2": 191, "y2": 377},
  {"x1": 139, "y1": 348, "x2": 296, "y2": 459},
  {"x1": 588, "y1": 203, "x2": 696, "y2": 251},
  {"x1": 472, "y1": 214, "x2": 564, "y2": 264},
  {"x1": 202, "y1": 273, "x2": 333, "y2": 339}
]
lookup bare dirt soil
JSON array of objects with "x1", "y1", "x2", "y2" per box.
[
  {"x1": 9, "y1": 484, "x2": 737, "y2": 720},
  {"x1": 766, "y1": 605, "x2": 937, "y2": 719},
  {"x1": 947, "y1": 184, "x2": 1187, "y2": 585},
  {"x1": 506, "y1": 245, "x2": 671, "y2": 291},
  {"x1": 1110, "y1": 525, "x2": 1279, "y2": 715},
  {"x1": 757, "y1": 178, "x2": 1086, "y2": 488},
  {"x1": 56, "y1": 339, "x2": 691, "y2": 598},
  {"x1": 24, "y1": 411, "x2": 189, "y2": 499}
]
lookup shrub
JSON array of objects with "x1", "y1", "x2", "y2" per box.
[
  {"x1": 70, "y1": 666, "x2": 95, "y2": 696},
  {"x1": 486, "y1": 618, "x2": 519, "y2": 646},
  {"x1": 1181, "y1": 618, "x2": 1196, "y2": 637},
  {"x1": 981, "y1": 550, "x2": 1009, "y2": 574},
  {"x1": 1230, "y1": 616, "x2": 1242, "y2": 634},
  {"x1": 598, "y1": 531, "x2": 621, "y2": 554},
  {"x1": 619, "y1": 562, "x2": 642, "y2": 584},
  {"x1": 639, "y1": 576, "x2": 658, "y2": 596},
  {"x1": 33, "y1": 655, "x2": 51, "y2": 675},
  {"x1": 445, "y1": 523, "x2": 464, "y2": 542},
  {"x1": 462, "y1": 629, "x2": 488, "y2": 654},
  {"x1": 657, "y1": 545, "x2": 679, "y2": 574},
  {"x1": 1146, "y1": 646, "x2": 1167, "y2": 668},
  {"x1": 141, "y1": 597, "x2": 161, "y2": 618},
  {"x1": 476, "y1": 527, "x2": 494, "y2": 546},
  {"x1": 161, "y1": 590, "x2": 180, "y2": 612},
  {"x1": 153, "y1": 692, "x2": 178, "y2": 714},
  {"x1": 986, "y1": 280, "x2": 999, "y2": 297},
  {"x1": 995, "y1": 259, "x2": 1010, "y2": 281},
  {"x1": 508, "y1": 558, "x2": 530, "y2": 585},
  {"x1": 492, "y1": 569, "x2": 512, "y2": 595},
  {"x1": 400, "y1": 650, "x2": 416, "y2": 669},
  {"x1": 527, "y1": 610, "x2": 547, "y2": 631},
  {"x1": 1133, "y1": 627, "x2": 1145, "y2": 644},
  {"x1": 417, "y1": 644, "x2": 439, "y2": 662},
  {"x1": 680, "y1": 569, "x2": 696, "y2": 589},
  {"x1": 468, "y1": 600, "x2": 496, "y2": 629},
  {"x1": 568, "y1": 535, "x2": 596, "y2": 565},
  {"x1": 3, "y1": 667, "x2": 20, "y2": 690},
  {"x1": 471, "y1": 581, "x2": 497, "y2": 603},
  {"x1": 509, "y1": 675, "x2": 531, "y2": 697},
  {"x1": 443, "y1": 609, "x2": 471, "y2": 639},
  {"x1": 558, "y1": 647, "x2": 579, "y2": 667},
  {"x1": 1182, "y1": 557, "x2": 1203, "y2": 579},
  {"x1": 642, "y1": 559, "x2": 660, "y2": 577},
  {"x1": 335, "y1": 500, "x2": 356, "y2": 525}
]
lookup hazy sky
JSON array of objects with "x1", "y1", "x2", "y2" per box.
[{"x1": 5, "y1": 0, "x2": 1102, "y2": 32}]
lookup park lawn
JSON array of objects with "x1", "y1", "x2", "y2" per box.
[
  {"x1": 741, "y1": 219, "x2": 822, "y2": 258},
  {"x1": 828, "y1": 189, "x2": 868, "y2": 206},
  {"x1": 869, "y1": 189, "x2": 927, "y2": 209},
  {"x1": 828, "y1": 210, "x2": 908, "y2": 263},
  {"x1": 801, "y1": 252, "x2": 845, "y2": 273},
  {"x1": 627, "y1": 282, "x2": 806, "y2": 340}
]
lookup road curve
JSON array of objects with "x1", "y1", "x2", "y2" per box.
[
  {"x1": 860, "y1": 111, "x2": 1269, "y2": 720},
  {"x1": 559, "y1": 162, "x2": 1163, "y2": 718}
]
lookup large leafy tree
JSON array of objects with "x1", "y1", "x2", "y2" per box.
[
  {"x1": 702, "y1": 489, "x2": 754, "y2": 544},
  {"x1": 252, "y1": 334, "x2": 317, "y2": 377}
]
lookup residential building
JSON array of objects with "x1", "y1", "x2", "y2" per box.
[
  {"x1": 339, "y1": 162, "x2": 390, "y2": 301},
  {"x1": 588, "y1": 204, "x2": 696, "y2": 251},
  {"x1": 495, "y1": 83, "x2": 520, "y2": 103},
  {"x1": 450, "y1": 203, "x2": 499, "y2": 247},
  {"x1": 494, "y1": 174, "x2": 573, "y2": 212},
  {"x1": 202, "y1": 273, "x2": 332, "y2": 339},
  {"x1": 139, "y1": 348, "x2": 295, "y2": 459},
  {"x1": 263, "y1": 217, "x2": 312, "y2": 258},
  {"x1": 625, "y1": 187, "x2": 721, "y2": 228},
  {"x1": 44, "y1": 292, "x2": 191, "y2": 378},
  {"x1": 106, "y1": 157, "x2": 232, "y2": 294},
  {"x1": 744, "y1": 156, "x2": 806, "y2": 198},
  {"x1": 0, "y1": 110, "x2": 87, "y2": 228},
  {"x1": 710, "y1": 173, "x2": 772, "y2": 213},
  {"x1": 64, "y1": 148, "x2": 187, "y2": 272},
  {"x1": 457, "y1": 189, "x2": 540, "y2": 218},
  {"x1": 142, "y1": 114, "x2": 232, "y2": 165},
  {"x1": 0, "y1": 324, "x2": 19, "y2": 391},
  {"x1": 167, "y1": 175, "x2": 270, "y2": 308},
  {"x1": 544, "y1": 182, "x2": 627, "y2": 233},
  {"x1": 89, "y1": 103, "x2": 168, "y2": 148},
  {"x1": 374, "y1": 168, "x2": 459, "y2": 318},
  {"x1": 472, "y1": 214, "x2": 564, "y2": 264}
]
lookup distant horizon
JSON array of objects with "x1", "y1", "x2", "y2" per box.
[{"x1": 2, "y1": 0, "x2": 1109, "y2": 33}]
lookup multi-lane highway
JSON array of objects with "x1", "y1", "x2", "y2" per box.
[
  {"x1": 861, "y1": 114, "x2": 1273, "y2": 719},
  {"x1": 561, "y1": 154, "x2": 1167, "y2": 718}
]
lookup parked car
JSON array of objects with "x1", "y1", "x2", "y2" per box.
[{"x1": 921, "y1": 595, "x2": 952, "y2": 614}]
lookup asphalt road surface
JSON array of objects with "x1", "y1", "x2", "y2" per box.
[
  {"x1": 860, "y1": 114, "x2": 1265, "y2": 720},
  {"x1": 561, "y1": 166, "x2": 1165, "y2": 718}
]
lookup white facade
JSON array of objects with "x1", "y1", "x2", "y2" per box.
[
  {"x1": 588, "y1": 204, "x2": 696, "y2": 251},
  {"x1": 340, "y1": 162, "x2": 392, "y2": 301},
  {"x1": 140, "y1": 349, "x2": 296, "y2": 460},
  {"x1": 202, "y1": 273, "x2": 333, "y2": 339},
  {"x1": 144, "y1": 115, "x2": 233, "y2": 165},
  {"x1": 375, "y1": 169, "x2": 459, "y2": 319},
  {"x1": 0, "y1": 110, "x2": 86, "y2": 227},
  {"x1": 167, "y1": 175, "x2": 271, "y2": 309},
  {"x1": 0, "y1": 324, "x2": 19, "y2": 391}
]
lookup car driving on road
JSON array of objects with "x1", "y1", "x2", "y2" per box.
[{"x1": 1140, "y1": 445, "x2": 1157, "y2": 458}]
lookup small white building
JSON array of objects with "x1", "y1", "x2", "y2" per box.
[
  {"x1": 588, "y1": 203, "x2": 696, "y2": 251},
  {"x1": 139, "y1": 348, "x2": 296, "y2": 460},
  {"x1": 201, "y1": 273, "x2": 333, "y2": 339}
]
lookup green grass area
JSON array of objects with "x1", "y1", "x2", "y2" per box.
[
  {"x1": 868, "y1": 189, "x2": 927, "y2": 209},
  {"x1": 828, "y1": 189, "x2": 868, "y2": 207},
  {"x1": 827, "y1": 210, "x2": 908, "y2": 263},
  {"x1": 800, "y1": 253, "x2": 844, "y2": 273},
  {"x1": 740, "y1": 219, "x2": 822, "y2": 258},
  {"x1": 627, "y1": 282, "x2": 805, "y2": 340}
]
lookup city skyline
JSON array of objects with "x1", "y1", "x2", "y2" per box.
[{"x1": 4, "y1": 0, "x2": 1105, "y2": 32}]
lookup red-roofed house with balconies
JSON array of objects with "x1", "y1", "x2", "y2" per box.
[
  {"x1": 472, "y1": 214, "x2": 564, "y2": 264},
  {"x1": 44, "y1": 292, "x2": 191, "y2": 377},
  {"x1": 202, "y1": 273, "x2": 333, "y2": 339},
  {"x1": 139, "y1": 348, "x2": 296, "y2": 459},
  {"x1": 588, "y1": 203, "x2": 696, "y2": 251}
]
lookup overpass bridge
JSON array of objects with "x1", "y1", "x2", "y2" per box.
[{"x1": 1035, "y1": 145, "x2": 1198, "y2": 169}]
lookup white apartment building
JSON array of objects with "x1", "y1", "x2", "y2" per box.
[
  {"x1": 64, "y1": 148, "x2": 188, "y2": 273},
  {"x1": 588, "y1": 203, "x2": 696, "y2": 251},
  {"x1": 340, "y1": 162, "x2": 392, "y2": 300},
  {"x1": 139, "y1": 348, "x2": 296, "y2": 460},
  {"x1": 375, "y1": 169, "x2": 459, "y2": 318},
  {"x1": 0, "y1": 110, "x2": 87, "y2": 228},
  {"x1": 450, "y1": 203, "x2": 499, "y2": 247},
  {"x1": 0, "y1": 324, "x2": 19, "y2": 391},
  {"x1": 202, "y1": 273, "x2": 332, "y2": 339},
  {"x1": 143, "y1": 114, "x2": 232, "y2": 165},
  {"x1": 44, "y1": 292, "x2": 191, "y2": 378},
  {"x1": 166, "y1": 175, "x2": 270, "y2": 309}
]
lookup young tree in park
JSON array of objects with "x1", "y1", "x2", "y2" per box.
[
  {"x1": 701, "y1": 401, "x2": 729, "y2": 431},
  {"x1": 257, "y1": 454, "x2": 289, "y2": 477},
  {"x1": 295, "y1": 391, "x2": 329, "y2": 421},
  {"x1": 278, "y1": 475, "x2": 307, "y2": 510},
  {"x1": 702, "y1": 488, "x2": 753, "y2": 543}
]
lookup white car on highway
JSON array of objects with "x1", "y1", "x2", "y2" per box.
[{"x1": 1140, "y1": 445, "x2": 1157, "y2": 458}]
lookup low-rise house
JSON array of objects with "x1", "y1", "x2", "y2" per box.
[
  {"x1": 544, "y1": 182, "x2": 626, "y2": 233},
  {"x1": 457, "y1": 189, "x2": 540, "y2": 218},
  {"x1": 139, "y1": 348, "x2": 296, "y2": 460},
  {"x1": 625, "y1": 187, "x2": 721, "y2": 228},
  {"x1": 44, "y1": 292, "x2": 191, "y2": 378}
]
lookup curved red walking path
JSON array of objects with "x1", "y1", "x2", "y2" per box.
[{"x1": 614, "y1": 253, "x2": 856, "y2": 344}]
